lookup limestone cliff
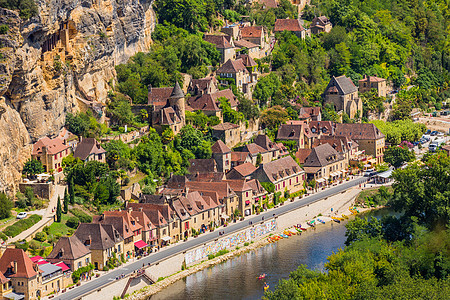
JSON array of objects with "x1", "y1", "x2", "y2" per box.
[{"x1": 0, "y1": 0, "x2": 156, "y2": 193}]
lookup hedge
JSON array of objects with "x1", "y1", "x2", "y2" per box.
[
  {"x1": 3, "y1": 214, "x2": 42, "y2": 237},
  {"x1": 70, "y1": 208, "x2": 92, "y2": 223}
]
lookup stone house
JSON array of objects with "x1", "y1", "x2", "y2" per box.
[
  {"x1": 188, "y1": 76, "x2": 218, "y2": 96},
  {"x1": 240, "y1": 26, "x2": 268, "y2": 51},
  {"x1": 211, "y1": 122, "x2": 241, "y2": 148},
  {"x1": 73, "y1": 223, "x2": 124, "y2": 271},
  {"x1": 310, "y1": 16, "x2": 332, "y2": 34},
  {"x1": 312, "y1": 136, "x2": 359, "y2": 163},
  {"x1": 73, "y1": 137, "x2": 106, "y2": 163},
  {"x1": 46, "y1": 236, "x2": 91, "y2": 272},
  {"x1": 187, "y1": 93, "x2": 222, "y2": 120},
  {"x1": 358, "y1": 75, "x2": 388, "y2": 97},
  {"x1": 147, "y1": 82, "x2": 185, "y2": 135},
  {"x1": 188, "y1": 159, "x2": 218, "y2": 174},
  {"x1": 299, "y1": 107, "x2": 322, "y2": 121},
  {"x1": 274, "y1": 19, "x2": 306, "y2": 39},
  {"x1": 242, "y1": 143, "x2": 271, "y2": 165},
  {"x1": 0, "y1": 248, "x2": 40, "y2": 300},
  {"x1": 234, "y1": 39, "x2": 260, "y2": 59},
  {"x1": 323, "y1": 75, "x2": 363, "y2": 119},
  {"x1": 32, "y1": 136, "x2": 71, "y2": 173},
  {"x1": 217, "y1": 58, "x2": 253, "y2": 96},
  {"x1": 204, "y1": 34, "x2": 236, "y2": 63},
  {"x1": 303, "y1": 143, "x2": 348, "y2": 187},
  {"x1": 38, "y1": 263, "x2": 65, "y2": 298},
  {"x1": 231, "y1": 152, "x2": 252, "y2": 168},
  {"x1": 93, "y1": 210, "x2": 144, "y2": 259},
  {"x1": 221, "y1": 24, "x2": 240, "y2": 40},
  {"x1": 252, "y1": 156, "x2": 305, "y2": 193},
  {"x1": 130, "y1": 210, "x2": 158, "y2": 248},
  {"x1": 211, "y1": 140, "x2": 232, "y2": 173},
  {"x1": 335, "y1": 123, "x2": 385, "y2": 164},
  {"x1": 277, "y1": 123, "x2": 306, "y2": 148},
  {"x1": 224, "y1": 179, "x2": 253, "y2": 216}
]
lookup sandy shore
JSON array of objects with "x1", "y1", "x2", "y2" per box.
[{"x1": 125, "y1": 184, "x2": 376, "y2": 300}]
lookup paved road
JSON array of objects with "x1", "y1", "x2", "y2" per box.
[{"x1": 55, "y1": 176, "x2": 368, "y2": 300}]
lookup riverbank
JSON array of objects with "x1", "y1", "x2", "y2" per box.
[{"x1": 125, "y1": 185, "x2": 376, "y2": 300}]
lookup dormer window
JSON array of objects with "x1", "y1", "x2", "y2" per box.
[{"x1": 131, "y1": 221, "x2": 135, "y2": 225}]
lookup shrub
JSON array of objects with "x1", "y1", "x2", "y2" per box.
[
  {"x1": 0, "y1": 24, "x2": 8, "y2": 34},
  {"x1": 66, "y1": 216, "x2": 80, "y2": 229},
  {"x1": 0, "y1": 232, "x2": 8, "y2": 242},
  {"x1": 70, "y1": 208, "x2": 92, "y2": 223},
  {"x1": 244, "y1": 242, "x2": 249, "y2": 246},
  {"x1": 14, "y1": 240, "x2": 28, "y2": 251},
  {"x1": 3, "y1": 214, "x2": 42, "y2": 237},
  {"x1": 34, "y1": 231, "x2": 47, "y2": 242},
  {"x1": 72, "y1": 264, "x2": 94, "y2": 283}
]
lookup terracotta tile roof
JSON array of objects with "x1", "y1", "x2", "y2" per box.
[
  {"x1": 359, "y1": 75, "x2": 386, "y2": 83},
  {"x1": 0, "y1": 272, "x2": 9, "y2": 284},
  {"x1": 274, "y1": 19, "x2": 304, "y2": 32},
  {"x1": 335, "y1": 123, "x2": 385, "y2": 140},
  {"x1": 130, "y1": 210, "x2": 153, "y2": 231},
  {"x1": 299, "y1": 107, "x2": 321, "y2": 117},
  {"x1": 204, "y1": 34, "x2": 234, "y2": 49},
  {"x1": 224, "y1": 179, "x2": 252, "y2": 192},
  {"x1": 47, "y1": 236, "x2": 91, "y2": 261},
  {"x1": 188, "y1": 159, "x2": 217, "y2": 174},
  {"x1": 234, "y1": 39, "x2": 259, "y2": 49},
  {"x1": 254, "y1": 134, "x2": 277, "y2": 151},
  {"x1": 242, "y1": 143, "x2": 268, "y2": 155},
  {"x1": 231, "y1": 152, "x2": 250, "y2": 163},
  {"x1": 309, "y1": 121, "x2": 334, "y2": 136},
  {"x1": 256, "y1": 0, "x2": 278, "y2": 8},
  {"x1": 229, "y1": 162, "x2": 257, "y2": 177},
  {"x1": 190, "y1": 77, "x2": 218, "y2": 94},
  {"x1": 185, "y1": 181, "x2": 236, "y2": 201},
  {"x1": 187, "y1": 172, "x2": 225, "y2": 182},
  {"x1": 126, "y1": 203, "x2": 169, "y2": 227},
  {"x1": 303, "y1": 143, "x2": 344, "y2": 168},
  {"x1": 256, "y1": 156, "x2": 303, "y2": 182},
  {"x1": 210, "y1": 89, "x2": 239, "y2": 107},
  {"x1": 0, "y1": 248, "x2": 38, "y2": 279},
  {"x1": 32, "y1": 136, "x2": 70, "y2": 156},
  {"x1": 211, "y1": 122, "x2": 240, "y2": 131},
  {"x1": 147, "y1": 87, "x2": 172, "y2": 107},
  {"x1": 140, "y1": 194, "x2": 169, "y2": 205},
  {"x1": 277, "y1": 124, "x2": 304, "y2": 140},
  {"x1": 212, "y1": 140, "x2": 231, "y2": 154},
  {"x1": 246, "y1": 178, "x2": 267, "y2": 195},
  {"x1": 217, "y1": 58, "x2": 249, "y2": 74},
  {"x1": 74, "y1": 223, "x2": 122, "y2": 250},
  {"x1": 94, "y1": 210, "x2": 143, "y2": 240},
  {"x1": 188, "y1": 94, "x2": 220, "y2": 112},
  {"x1": 73, "y1": 138, "x2": 106, "y2": 160},
  {"x1": 241, "y1": 26, "x2": 263, "y2": 38}
]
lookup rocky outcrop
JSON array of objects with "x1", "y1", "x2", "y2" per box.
[{"x1": 0, "y1": 0, "x2": 156, "y2": 193}]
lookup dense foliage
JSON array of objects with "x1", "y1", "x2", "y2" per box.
[
  {"x1": 22, "y1": 159, "x2": 44, "y2": 177},
  {"x1": 0, "y1": 0, "x2": 38, "y2": 19},
  {"x1": 384, "y1": 145, "x2": 416, "y2": 168},
  {"x1": 371, "y1": 119, "x2": 426, "y2": 144},
  {"x1": 3, "y1": 214, "x2": 42, "y2": 237},
  {"x1": 0, "y1": 193, "x2": 13, "y2": 220}
]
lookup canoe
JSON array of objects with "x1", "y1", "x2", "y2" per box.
[
  {"x1": 280, "y1": 234, "x2": 289, "y2": 238},
  {"x1": 342, "y1": 214, "x2": 348, "y2": 219},
  {"x1": 295, "y1": 228, "x2": 302, "y2": 233},
  {"x1": 300, "y1": 227, "x2": 307, "y2": 231},
  {"x1": 331, "y1": 216, "x2": 344, "y2": 222},
  {"x1": 317, "y1": 219, "x2": 326, "y2": 224},
  {"x1": 332, "y1": 218, "x2": 340, "y2": 223}
]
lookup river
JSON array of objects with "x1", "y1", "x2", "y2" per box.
[{"x1": 149, "y1": 209, "x2": 392, "y2": 300}]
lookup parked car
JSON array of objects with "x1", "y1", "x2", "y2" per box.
[
  {"x1": 16, "y1": 212, "x2": 27, "y2": 219},
  {"x1": 431, "y1": 131, "x2": 438, "y2": 136},
  {"x1": 426, "y1": 129, "x2": 431, "y2": 134}
]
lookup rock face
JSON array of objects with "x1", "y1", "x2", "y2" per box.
[{"x1": 0, "y1": 0, "x2": 155, "y2": 193}]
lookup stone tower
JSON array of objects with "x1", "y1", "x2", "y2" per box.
[
  {"x1": 169, "y1": 81, "x2": 185, "y2": 127},
  {"x1": 211, "y1": 140, "x2": 232, "y2": 173}
]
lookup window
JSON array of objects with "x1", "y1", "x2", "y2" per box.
[
  {"x1": 246, "y1": 192, "x2": 249, "y2": 197},
  {"x1": 296, "y1": 176, "x2": 299, "y2": 183},
  {"x1": 194, "y1": 217, "x2": 196, "y2": 223},
  {"x1": 86, "y1": 258, "x2": 90, "y2": 264},
  {"x1": 54, "y1": 154, "x2": 57, "y2": 160},
  {"x1": 118, "y1": 245, "x2": 121, "y2": 252},
  {"x1": 78, "y1": 262, "x2": 82, "y2": 268},
  {"x1": 202, "y1": 213, "x2": 204, "y2": 220},
  {"x1": 283, "y1": 182, "x2": 285, "y2": 188}
]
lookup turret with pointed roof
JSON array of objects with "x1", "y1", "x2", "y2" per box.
[{"x1": 211, "y1": 140, "x2": 231, "y2": 173}]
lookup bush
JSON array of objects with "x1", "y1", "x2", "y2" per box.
[
  {"x1": 14, "y1": 240, "x2": 28, "y2": 251},
  {"x1": 70, "y1": 209, "x2": 92, "y2": 223},
  {"x1": 0, "y1": 192, "x2": 13, "y2": 219},
  {"x1": 244, "y1": 242, "x2": 249, "y2": 246},
  {"x1": 34, "y1": 231, "x2": 47, "y2": 242},
  {"x1": 0, "y1": 24, "x2": 8, "y2": 34},
  {"x1": 0, "y1": 232, "x2": 8, "y2": 242},
  {"x1": 66, "y1": 216, "x2": 80, "y2": 229},
  {"x1": 3, "y1": 214, "x2": 42, "y2": 237},
  {"x1": 72, "y1": 264, "x2": 94, "y2": 283}
]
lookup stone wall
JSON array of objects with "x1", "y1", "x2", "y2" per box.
[{"x1": 19, "y1": 182, "x2": 55, "y2": 200}]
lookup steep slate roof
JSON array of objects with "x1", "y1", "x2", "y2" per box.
[
  {"x1": 254, "y1": 134, "x2": 277, "y2": 151},
  {"x1": 212, "y1": 140, "x2": 231, "y2": 154},
  {"x1": 217, "y1": 58, "x2": 249, "y2": 74},
  {"x1": 335, "y1": 123, "x2": 385, "y2": 140},
  {"x1": 130, "y1": 210, "x2": 153, "y2": 231},
  {"x1": 73, "y1": 138, "x2": 106, "y2": 160},
  {"x1": 234, "y1": 39, "x2": 259, "y2": 49},
  {"x1": 170, "y1": 81, "x2": 184, "y2": 98},
  {"x1": 326, "y1": 75, "x2": 358, "y2": 95},
  {"x1": 277, "y1": 124, "x2": 303, "y2": 140},
  {"x1": 32, "y1": 136, "x2": 70, "y2": 155},
  {"x1": 312, "y1": 16, "x2": 331, "y2": 27},
  {"x1": 274, "y1": 19, "x2": 304, "y2": 32},
  {"x1": 313, "y1": 136, "x2": 358, "y2": 154},
  {"x1": 211, "y1": 122, "x2": 240, "y2": 131},
  {"x1": 74, "y1": 223, "x2": 121, "y2": 250},
  {"x1": 257, "y1": 156, "x2": 303, "y2": 182},
  {"x1": 0, "y1": 249, "x2": 38, "y2": 279},
  {"x1": 155, "y1": 107, "x2": 181, "y2": 125},
  {"x1": 47, "y1": 236, "x2": 91, "y2": 261},
  {"x1": 246, "y1": 178, "x2": 267, "y2": 195},
  {"x1": 188, "y1": 159, "x2": 217, "y2": 174},
  {"x1": 303, "y1": 143, "x2": 343, "y2": 168},
  {"x1": 295, "y1": 149, "x2": 312, "y2": 164},
  {"x1": 241, "y1": 26, "x2": 263, "y2": 38},
  {"x1": 188, "y1": 94, "x2": 221, "y2": 112},
  {"x1": 204, "y1": 34, "x2": 234, "y2": 49}
]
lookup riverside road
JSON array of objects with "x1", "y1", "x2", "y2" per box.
[{"x1": 56, "y1": 176, "x2": 368, "y2": 300}]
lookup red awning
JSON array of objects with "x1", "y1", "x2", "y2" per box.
[
  {"x1": 37, "y1": 260, "x2": 49, "y2": 265},
  {"x1": 30, "y1": 256, "x2": 43, "y2": 263},
  {"x1": 245, "y1": 200, "x2": 250, "y2": 205},
  {"x1": 55, "y1": 262, "x2": 70, "y2": 272},
  {"x1": 134, "y1": 240, "x2": 148, "y2": 249}
]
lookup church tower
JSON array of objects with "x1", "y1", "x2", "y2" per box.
[{"x1": 169, "y1": 81, "x2": 185, "y2": 127}]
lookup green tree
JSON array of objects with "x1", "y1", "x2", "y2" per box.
[
  {"x1": 260, "y1": 106, "x2": 289, "y2": 130},
  {"x1": 56, "y1": 196, "x2": 62, "y2": 223},
  {"x1": 22, "y1": 159, "x2": 44, "y2": 178},
  {"x1": 65, "y1": 113, "x2": 90, "y2": 136},
  {"x1": 68, "y1": 176, "x2": 75, "y2": 205},
  {"x1": 253, "y1": 73, "x2": 281, "y2": 106},
  {"x1": 63, "y1": 188, "x2": 68, "y2": 214},
  {"x1": 384, "y1": 146, "x2": 415, "y2": 168},
  {"x1": 0, "y1": 193, "x2": 13, "y2": 220}
]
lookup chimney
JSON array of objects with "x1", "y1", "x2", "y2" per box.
[
  {"x1": 128, "y1": 207, "x2": 133, "y2": 213},
  {"x1": 139, "y1": 207, "x2": 143, "y2": 212},
  {"x1": 13, "y1": 261, "x2": 17, "y2": 274},
  {"x1": 79, "y1": 136, "x2": 83, "y2": 143},
  {"x1": 147, "y1": 84, "x2": 152, "y2": 93}
]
